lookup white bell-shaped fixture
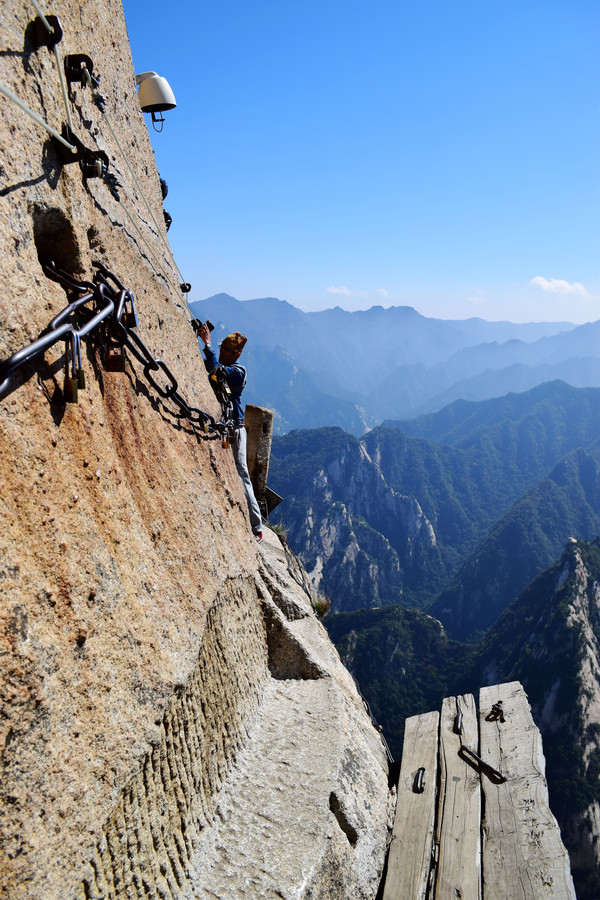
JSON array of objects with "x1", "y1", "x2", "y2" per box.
[{"x1": 135, "y1": 71, "x2": 176, "y2": 113}]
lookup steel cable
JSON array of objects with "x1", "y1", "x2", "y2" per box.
[
  {"x1": 0, "y1": 80, "x2": 76, "y2": 151},
  {"x1": 29, "y1": 0, "x2": 73, "y2": 130}
]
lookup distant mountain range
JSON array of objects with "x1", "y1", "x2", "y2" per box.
[
  {"x1": 189, "y1": 293, "x2": 600, "y2": 433},
  {"x1": 269, "y1": 381, "x2": 600, "y2": 636}
]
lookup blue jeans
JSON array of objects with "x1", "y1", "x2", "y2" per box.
[{"x1": 232, "y1": 426, "x2": 262, "y2": 535}]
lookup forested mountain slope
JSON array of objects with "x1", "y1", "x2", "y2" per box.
[
  {"x1": 431, "y1": 440, "x2": 600, "y2": 637},
  {"x1": 270, "y1": 383, "x2": 600, "y2": 621}
]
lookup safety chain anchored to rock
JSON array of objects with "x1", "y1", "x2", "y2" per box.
[
  {"x1": 0, "y1": 262, "x2": 236, "y2": 444},
  {"x1": 0, "y1": 2, "x2": 234, "y2": 442}
]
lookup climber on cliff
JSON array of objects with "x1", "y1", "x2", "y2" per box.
[{"x1": 194, "y1": 322, "x2": 263, "y2": 543}]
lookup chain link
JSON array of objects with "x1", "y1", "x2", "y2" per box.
[{"x1": 0, "y1": 263, "x2": 229, "y2": 439}]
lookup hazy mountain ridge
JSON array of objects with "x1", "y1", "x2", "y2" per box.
[
  {"x1": 189, "y1": 294, "x2": 590, "y2": 432},
  {"x1": 408, "y1": 357, "x2": 600, "y2": 417}
]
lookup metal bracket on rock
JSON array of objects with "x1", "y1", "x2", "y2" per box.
[
  {"x1": 30, "y1": 15, "x2": 63, "y2": 51},
  {"x1": 52, "y1": 124, "x2": 119, "y2": 198},
  {"x1": 64, "y1": 54, "x2": 95, "y2": 86}
]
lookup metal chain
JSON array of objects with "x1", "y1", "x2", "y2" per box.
[{"x1": 0, "y1": 263, "x2": 233, "y2": 440}]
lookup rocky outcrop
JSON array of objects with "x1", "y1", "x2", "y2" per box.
[
  {"x1": 78, "y1": 534, "x2": 390, "y2": 900},
  {"x1": 529, "y1": 542, "x2": 600, "y2": 900},
  {"x1": 271, "y1": 403, "x2": 600, "y2": 630},
  {"x1": 0, "y1": 3, "x2": 390, "y2": 897},
  {"x1": 477, "y1": 538, "x2": 600, "y2": 900},
  {"x1": 272, "y1": 433, "x2": 438, "y2": 612}
]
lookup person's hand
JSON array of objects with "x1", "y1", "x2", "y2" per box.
[{"x1": 198, "y1": 323, "x2": 211, "y2": 346}]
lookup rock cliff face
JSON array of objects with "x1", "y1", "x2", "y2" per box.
[
  {"x1": 270, "y1": 429, "x2": 438, "y2": 612},
  {"x1": 549, "y1": 546, "x2": 600, "y2": 899},
  {"x1": 476, "y1": 538, "x2": 600, "y2": 900},
  {"x1": 0, "y1": 3, "x2": 389, "y2": 897}
]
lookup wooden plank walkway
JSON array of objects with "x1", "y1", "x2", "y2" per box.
[
  {"x1": 383, "y1": 711, "x2": 439, "y2": 900},
  {"x1": 434, "y1": 693, "x2": 481, "y2": 899},
  {"x1": 382, "y1": 682, "x2": 575, "y2": 900},
  {"x1": 479, "y1": 683, "x2": 576, "y2": 900}
]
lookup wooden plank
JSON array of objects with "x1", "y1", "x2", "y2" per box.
[
  {"x1": 479, "y1": 682, "x2": 576, "y2": 900},
  {"x1": 383, "y1": 711, "x2": 439, "y2": 900},
  {"x1": 432, "y1": 694, "x2": 482, "y2": 900}
]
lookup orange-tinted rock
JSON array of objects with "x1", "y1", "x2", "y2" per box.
[{"x1": 0, "y1": 3, "x2": 390, "y2": 898}]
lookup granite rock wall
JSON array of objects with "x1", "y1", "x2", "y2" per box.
[{"x1": 0, "y1": 3, "x2": 390, "y2": 897}]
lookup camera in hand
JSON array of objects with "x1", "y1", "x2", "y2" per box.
[{"x1": 191, "y1": 318, "x2": 214, "y2": 332}]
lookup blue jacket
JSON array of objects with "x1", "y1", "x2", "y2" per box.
[{"x1": 202, "y1": 343, "x2": 246, "y2": 423}]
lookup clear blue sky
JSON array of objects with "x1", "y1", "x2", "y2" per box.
[{"x1": 123, "y1": 0, "x2": 599, "y2": 323}]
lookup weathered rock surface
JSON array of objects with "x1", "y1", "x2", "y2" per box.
[{"x1": 0, "y1": 3, "x2": 390, "y2": 897}]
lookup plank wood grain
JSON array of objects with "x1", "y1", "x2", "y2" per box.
[
  {"x1": 479, "y1": 682, "x2": 576, "y2": 900},
  {"x1": 433, "y1": 694, "x2": 482, "y2": 900},
  {"x1": 383, "y1": 711, "x2": 439, "y2": 900}
]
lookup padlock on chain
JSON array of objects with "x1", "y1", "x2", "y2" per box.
[
  {"x1": 122, "y1": 310, "x2": 138, "y2": 329},
  {"x1": 105, "y1": 348, "x2": 126, "y2": 372},
  {"x1": 64, "y1": 375, "x2": 78, "y2": 403},
  {"x1": 64, "y1": 338, "x2": 79, "y2": 402}
]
